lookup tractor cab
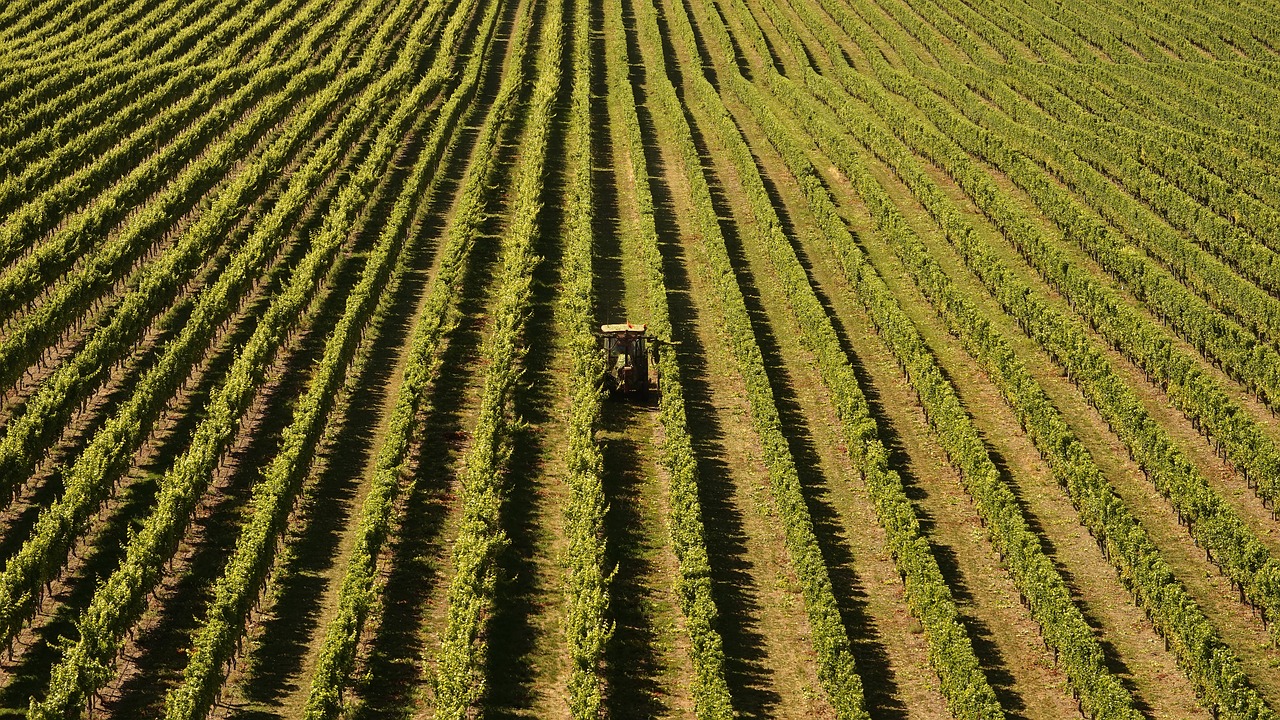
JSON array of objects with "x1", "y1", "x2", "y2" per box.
[{"x1": 596, "y1": 323, "x2": 660, "y2": 395}]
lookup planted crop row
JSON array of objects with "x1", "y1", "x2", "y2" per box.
[
  {"x1": 160, "y1": 1, "x2": 495, "y2": 715},
  {"x1": 830, "y1": 46, "x2": 1280, "y2": 508},
  {"x1": 0, "y1": 59, "x2": 252, "y2": 303},
  {"x1": 432, "y1": 0, "x2": 564, "y2": 711},
  {"x1": 0, "y1": 0, "x2": 430, "y2": 655},
  {"x1": 0, "y1": 0, "x2": 365, "y2": 304},
  {"x1": 1193, "y1": 61, "x2": 1280, "y2": 111},
  {"x1": 903, "y1": 0, "x2": 1024, "y2": 61},
  {"x1": 961, "y1": 0, "x2": 1096, "y2": 62},
  {"x1": 640, "y1": 0, "x2": 878, "y2": 713},
  {"x1": 1076, "y1": 61, "x2": 1280, "y2": 181},
  {"x1": 986, "y1": 0, "x2": 1130, "y2": 62},
  {"x1": 749, "y1": 34, "x2": 1278, "y2": 720},
  {"x1": 0, "y1": 0, "x2": 168, "y2": 64},
  {"x1": 0, "y1": 0, "x2": 349, "y2": 314},
  {"x1": 1066, "y1": 0, "x2": 1211, "y2": 60},
  {"x1": 1144, "y1": 63, "x2": 1280, "y2": 139},
  {"x1": 19, "y1": 0, "x2": 221, "y2": 67},
  {"x1": 1023, "y1": 62, "x2": 1280, "y2": 230},
  {"x1": 782, "y1": 0, "x2": 1280, "y2": 650},
  {"x1": 1126, "y1": 59, "x2": 1280, "y2": 158},
  {"x1": 0, "y1": 0, "x2": 147, "y2": 63},
  {"x1": 31, "y1": 143, "x2": 352, "y2": 718},
  {"x1": 1, "y1": 2, "x2": 159, "y2": 77},
  {"x1": 829, "y1": 66, "x2": 1280, "y2": 634},
  {"x1": 0, "y1": 4, "x2": 203, "y2": 130},
  {"x1": 759, "y1": 52, "x2": 1274, "y2": 720},
  {"x1": 601, "y1": 0, "x2": 734, "y2": 711},
  {"x1": 989, "y1": 67, "x2": 1280, "y2": 302},
  {"x1": 1057, "y1": 56, "x2": 1280, "y2": 166},
  {"x1": 740, "y1": 0, "x2": 1280, "y2": 713},
  {"x1": 922, "y1": 60, "x2": 1280, "y2": 349},
  {"x1": 1157, "y1": 4, "x2": 1275, "y2": 58},
  {"x1": 904, "y1": 68, "x2": 1280, "y2": 491},
  {"x1": 673, "y1": 1, "x2": 1016, "y2": 716},
  {"x1": 700, "y1": 0, "x2": 1157, "y2": 715},
  {"x1": 878, "y1": 0, "x2": 1280, "y2": 420},
  {"x1": 0, "y1": 0, "x2": 279, "y2": 182},
  {"x1": 750, "y1": 79, "x2": 1134, "y2": 720},
  {"x1": 299, "y1": 0, "x2": 534, "y2": 713},
  {"x1": 819, "y1": 0, "x2": 1280, "y2": 426},
  {"x1": 1, "y1": 60, "x2": 216, "y2": 182},
  {"x1": 911, "y1": 0, "x2": 1111, "y2": 65},
  {"x1": 0, "y1": 0, "x2": 423, "y2": 507},
  {"x1": 911, "y1": 57, "x2": 1280, "y2": 409},
  {"x1": 960, "y1": 0, "x2": 1172, "y2": 60},
  {"x1": 26, "y1": 2, "x2": 453, "y2": 713},
  {"x1": 814, "y1": 57, "x2": 1280, "y2": 638},
  {"x1": 958, "y1": 0, "x2": 1080, "y2": 63},
  {"x1": 801, "y1": 88, "x2": 1274, "y2": 719},
  {"x1": 560, "y1": 0, "x2": 612, "y2": 714},
  {"x1": 0, "y1": 0, "x2": 77, "y2": 44},
  {"x1": 695, "y1": 2, "x2": 1148, "y2": 717},
  {"x1": 0, "y1": 54, "x2": 108, "y2": 113}
]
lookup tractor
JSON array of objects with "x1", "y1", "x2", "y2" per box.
[{"x1": 596, "y1": 323, "x2": 662, "y2": 396}]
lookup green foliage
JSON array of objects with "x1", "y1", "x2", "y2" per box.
[
  {"x1": 0, "y1": 0, "x2": 408, "y2": 659},
  {"x1": 717, "y1": 23, "x2": 1144, "y2": 720},
  {"x1": 767, "y1": 5, "x2": 1278, "y2": 717},
  {"x1": 0, "y1": 0, "x2": 278, "y2": 182},
  {"x1": 638, "y1": 0, "x2": 886, "y2": 714},
  {"x1": 0, "y1": 0, "x2": 361, "y2": 317},
  {"x1": 902, "y1": 60, "x2": 1280, "y2": 506},
  {"x1": 560, "y1": 0, "x2": 613, "y2": 715},
  {"x1": 25, "y1": 0, "x2": 452, "y2": 714},
  {"x1": 8, "y1": 0, "x2": 1278, "y2": 716},
  {"x1": 0, "y1": 0, "x2": 375, "y2": 501},
  {"x1": 808, "y1": 52, "x2": 1280, "y2": 652},
  {"x1": 159, "y1": 2, "x2": 494, "y2": 717},
  {"x1": 430, "y1": 0, "x2": 564, "y2": 714},
  {"x1": 602, "y1": 0, "x2": 735, "y2": 711},
  {"x1": 298, "y1": 1, "x2": 538, "y2": 715}
]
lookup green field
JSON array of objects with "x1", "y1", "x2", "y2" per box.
[{"x1": 2, "y1": 0, "x2": 1280, "y2": 717}]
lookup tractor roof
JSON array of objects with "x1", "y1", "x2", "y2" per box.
[{"x1": 600, "y1": 322, "x2": 647, "y2": 334}]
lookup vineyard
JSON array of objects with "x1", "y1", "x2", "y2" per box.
[{"x1": 2, "y1": 0, "x2": 1280, "y2": 717}]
